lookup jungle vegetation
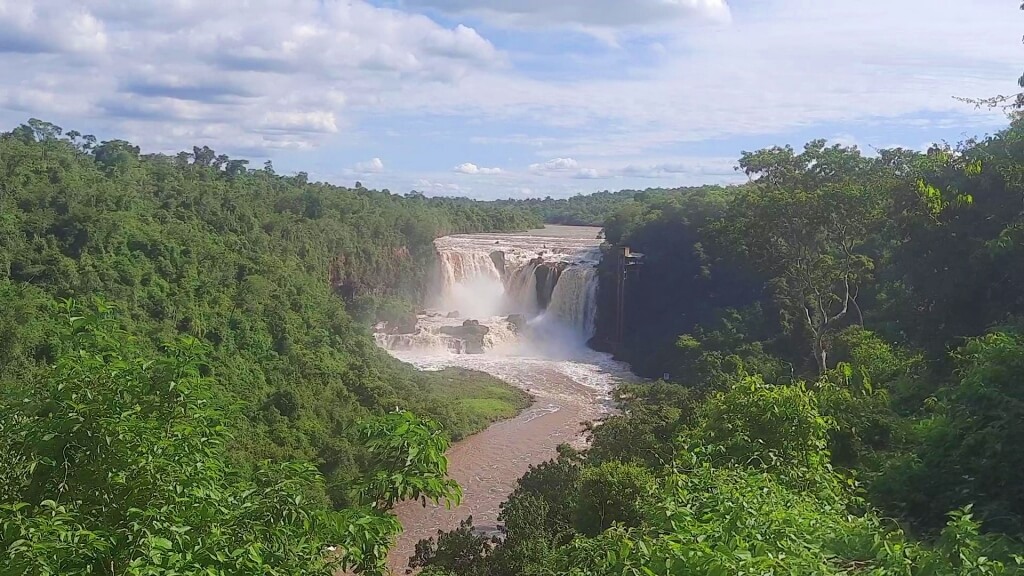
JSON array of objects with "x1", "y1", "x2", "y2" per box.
[
  {"x1": 0, "y1": 120, "x2": 535, "y2": 574},
  {"x1": 412, "y1": 119, "x2": 1024, "y2": 574}
]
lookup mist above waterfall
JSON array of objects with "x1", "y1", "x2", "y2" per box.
[{"x1": 436, "y1": 250, "x2": 506, "y2": 319}]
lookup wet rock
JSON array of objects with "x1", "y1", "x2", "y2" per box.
[
  {"x1": 446, "y1": 310, "x2": 461, "y2": 319},
  {"x1": 535, "y1": 262, "x2": 567, "y2": 309},
  {"x1": 506, "y1": 314, "x2": 527, "y2": 332},
  {"x1": 490, "y1": 250, "x2": 506, "y2": 280},
  {"x1": 385, "y1": 313, "x2": 418, "y2": 335},
  {"x1": 440, "y1": 320, "x2": 490, "y2": 355}
]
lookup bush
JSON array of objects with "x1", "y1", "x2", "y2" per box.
[{"x1": 696, "y1": 376, "x2": 833, "y2": 478}]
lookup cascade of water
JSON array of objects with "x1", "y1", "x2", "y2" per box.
[
  {"x1": 545, "y1": 265, "x2": 599, "y2": 338},
  {"x1": 387, "y1": 231, "x2": 603, "y2": 356},
  {"x1": 436, "y1": 250, "x2": 505, "y2": 318},
  {"x1": 438, "y1": 250, "x2": 503, "y2": 293},
  {"x1": 505, "y1": 260, "x2": 541, "y2": 316},
  {"x1": 375, "y1": 329, "x2": 468, "y2": 354},
  {"x1": 535, "y1": 262, "x2": 566, "y2": 311}
]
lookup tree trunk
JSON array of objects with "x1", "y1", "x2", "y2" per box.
[{"x1": 813, "y1": 337, "x2": 828, "y2": 376}]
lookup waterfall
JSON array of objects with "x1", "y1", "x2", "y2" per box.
[
  {"x1": 438, "y1": 250, "x2": 502, "y2": 293},
  {"x1": 505, "y1": 260, "x2": 540, "y2": 316},
  {"x1": 545, "y1": 265, "x2": 599, "y2": 339},
  {"x1": 388, "y1": 231, "x2": 603, "y2": 356},
  {"x1": 534, "y1": 262, "x2": 565, "y2": 311},
  {"x1": 436, "y1": 250, "x2": 505, "y2": 319}
]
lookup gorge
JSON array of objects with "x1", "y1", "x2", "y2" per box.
[{"x1": 373, "y1": 225, "x2": 633, "y2": 571}]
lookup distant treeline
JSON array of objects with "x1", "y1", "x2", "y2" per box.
[{"x1": 491, "y1": 186, "x2": 730, "y2": 227}]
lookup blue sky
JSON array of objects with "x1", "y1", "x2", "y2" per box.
[{"x1": 0, "y1": 0, "x2": 1019, "y2": 199}]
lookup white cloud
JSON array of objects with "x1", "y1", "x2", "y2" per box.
[
  {"x1": 414, "y1": 178, "x2": 466, "y2": 196},
  {"x1": 529, "y1": 157, "x2": 579, "y2": 172},
  {"x1": 258, "y1": 111, "x2": 339, "y2": 134},
  {"x1": 0, "y1": 2, "x2": 108, "y2": 54},
  {"x1": 618, "y1": 158, "x2": 738, "y2": 179},
  {"x1": 572, "y1": 167, "x2": 603, "y2": 179},
  {"x1": 0, "y1": 0, "x2": 499, "y2": 155},
  {"x1": 454, "y1": 162, "x2": 502, "y2": 175},
  {"x1": 528, "y1": 158, "x2": 606, "y2": 179},
  {"x1": 375, "y1": 0, "x2": 1016, "y2": 160},
  {"x1": 0, "y1": 0, "x2": 1019, "y2": 200},
  {"x1": 405, "y1": 0, "x2": 730, "y2": 28},
  {"x1": 353, "y1": 157, "x2": 385, "y2": 173}
]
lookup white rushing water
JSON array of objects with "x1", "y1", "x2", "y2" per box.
[
  {"x1": 377, "y1": 225, "x2": 635, "y2": 572},
  {"x1": 376, "y1": 225, "x2": 607, "y2": 357},
  {"x1": 376, "y1": 224, "x2": 626, "y2": 383}
]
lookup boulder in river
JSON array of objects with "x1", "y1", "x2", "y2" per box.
[
  {"x1": 446, "y1": 310, "x2": 461, "y2": 319},
  {"x1": 439, "y1": 320, "x2": 490, "y2": 354},
  {"x1": 386, "y1": 313, "x2": 418, "y2": 335},
  {"x1": 506, "y1": 314, "x2": 527, "y2": 333}
]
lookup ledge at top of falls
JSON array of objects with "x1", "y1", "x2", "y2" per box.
[{"x1": 436, "y1": 227, "x2": 603, "y2": 266}]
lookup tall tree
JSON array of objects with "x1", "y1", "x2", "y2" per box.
[{"x1": 725, "y1": 141, "x2": 885, "y2": 374}]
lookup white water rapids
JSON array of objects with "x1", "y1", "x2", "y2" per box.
[{"x1": 374, "y1": 225, "x2": 634, "y2": 573}]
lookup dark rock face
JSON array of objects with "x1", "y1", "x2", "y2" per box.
[
  {"x1": 506, "y1": 314, "x2": 527, "y2": 333},
  {"x1": 490, "y1": 251, "x2": 506, "y2": 280},
  {"x1": 386, "y1": 313, "x2": 418, "y2": 335},
  {"x1": 535, "y1": 261, "x2": 567, "y2": 310},
  {"x1": 440, "y1": 319, "x2": 490, "y2": 354}
]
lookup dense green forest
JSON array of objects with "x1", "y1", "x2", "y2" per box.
[
  {"x1": 490, "y1": 192, "x2": 630, "y2": 226},
  {"x1": 7, "y1": 103, "x2": 1024, "y2": 576},
  {"x1": 492, "y1": 188, "x2": 721, "y2": 227},
  {"x1": 0, "y1": 120, "x2": 536, "y2": 574},
  {"x1": 411, "y1": 122, "x2": 1024, "y2": 574}
]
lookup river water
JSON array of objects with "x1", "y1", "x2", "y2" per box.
[{"x1": 374, "y1": 226, "x2": 634, "y2": 574}]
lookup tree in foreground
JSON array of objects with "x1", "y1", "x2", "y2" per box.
[{"x1": 0, "y1": 300, "x2": 459, "y2": 575}]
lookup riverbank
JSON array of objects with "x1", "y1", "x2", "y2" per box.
[
  {"x1": 416, "y1": 367, "x2": 533, "y2": 441},
  {"x1": 387, "y1": 360, "x2": 620, "y2": 574}
]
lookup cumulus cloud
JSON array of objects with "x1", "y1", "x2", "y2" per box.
[
  {"x1": 528, "y1": 157, "x2": 606, "y2": 179},
  {"x1": 0, "y1": 0, "x2": 498, "y2": 155},
  {"x1": 0, "y1": 3, "x2": 108, "y2": 54},
  {"x1": 572, "y1": 167, "x2": 603, "y2": 179},
  {"x1": 454, "y1": 162, "x2": 502, "y2": 175},
  {"x1": 353, "y1": 157, "x2": 385, "y2": 173},
  {"x1": 404, "y1": 0, "x2": 730, "y2": 28},
  {"x1": 414, "y1": 178, "x2": 466, "y2": 196},
  {"x1": 378, "y1": 0, "x2": 1016, "y2": 162},
  {"x1": 0, "y1": 0, "x2": 1018, "y2": 200},
  {"x1": 258, "y1": 111, "x2": 339, "y2": 135},
  {"x1": 529, "y1": 157, "x2": 579, "y2": 172},
  {"x1": 618, "y1": 158, "x2": 738, "y2": 179}
]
